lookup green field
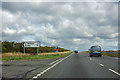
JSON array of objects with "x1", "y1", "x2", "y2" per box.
[
  {"x1": 102, "y1": 53, "x2": 120, "y2": 58},
  {"x1": 2, "y1": 53, "x2": 72, "y2": 61}
]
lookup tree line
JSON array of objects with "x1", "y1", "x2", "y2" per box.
[{"x1": 1, "y1": 41, "x2": 70, "y2": 54}]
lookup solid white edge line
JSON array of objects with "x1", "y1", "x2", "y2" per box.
[
  {"x1": 49, "y1": 58, "x2": 63, "y2": 65},
  {"x1": 99, "y1": 63, "x2": 104, "y2": 67},
  {"x1": 109, "y1": 69, "x2": 120, "y2": 76},
  {"x1": 32, "y1": 53, "x2": 73, "y2": 79},
  {"x1": 32, "y1": 76, "x2": 38, "y2": 79}
]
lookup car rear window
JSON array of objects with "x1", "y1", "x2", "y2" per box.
[{"x1": 91, "y1": 46, "x2": 101, "y2": 51}]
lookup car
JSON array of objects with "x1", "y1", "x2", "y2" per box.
[
  {"x1": 75, "y1": 50, "x2": 78, "y2": 53},
  {"x1": 89, "y1": 46, "x2": 102, "y2": 57}
]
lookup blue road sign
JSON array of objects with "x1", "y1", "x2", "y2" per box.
[{"x1": 55, "y1": 46, "x2": 58, "y2": 52}]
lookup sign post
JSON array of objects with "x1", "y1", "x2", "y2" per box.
[
  {"x1": 37, "y1": 47, "x2": 39, "y2": 55},
  {"x1": 24, "y1": 47, "x2": 25, "y2": 55},
  {"x1": 22, "y1": 41, "x2": 40, "y2": 55}
]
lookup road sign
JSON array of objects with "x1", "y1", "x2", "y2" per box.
[
  {"x1": 23, "y1": 41, "x2": 40, "y2": 48},
  {"x1": 22, "y1": 41, "x2": 40, "y2": 55},
  {"x1": 55, "y1": 46, "x2": 58, "y2": 52}
]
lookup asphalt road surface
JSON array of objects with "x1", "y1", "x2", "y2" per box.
[
  {"x1": 2, "y1": 59, "x2": 57, "y2": 78},
  {"x1": 2, "y1": 52, "x2": 120, "y2": 79},
  {"x1": 32, "y1": 52, "x2": 119, "y2": 79}
]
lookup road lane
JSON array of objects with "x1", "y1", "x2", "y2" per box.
[
  {"x1": 34, "y1": 52, "x2": 119, "y2": 78},
  {"x1": 86, "y1": 52, "x2": 119, "y2": 72}
]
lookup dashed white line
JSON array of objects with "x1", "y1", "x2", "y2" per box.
[
  {"x1": 99, "y1": 64, "x2": 104, "y2": 67},
  {"x1": 109, "y1": 69, "x2": 120, "y2": 76},
  {"x1": 32, "y1": 53, "x2": 73, "y2": 79}
]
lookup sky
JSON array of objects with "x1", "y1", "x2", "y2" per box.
[{"x1": 1, "y1": 1, "x2": 118, "y2": 51}]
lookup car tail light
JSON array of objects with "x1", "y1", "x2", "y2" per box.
[
  {"x1": 91, "y1": 51, "x2": 93, "y2": 53},
  {"x1": 100, "y1": 50, "x2": 102, "y2": 52}
]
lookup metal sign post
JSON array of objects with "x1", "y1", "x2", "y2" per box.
[
  {"x1": 37, "y1": 47, "x2": 39, "y2": 55},
  {"x1": 24, "y1": 47, "x2": 25, "y2": 55}
]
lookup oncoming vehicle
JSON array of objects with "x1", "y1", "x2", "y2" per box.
[
  {"x1": 74, "y1": 49, "x2": 78, "y2": 53},
  {"x1": 75, "y1": 50, "x2": 78, "y2": 53},
  {"x1": 89, "y1": 46, "x2": 102, "y2": 57}
]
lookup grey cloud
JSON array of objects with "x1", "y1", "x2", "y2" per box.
[{"x1": 2, "y1": 2, "x2": 118, "y2": 51}]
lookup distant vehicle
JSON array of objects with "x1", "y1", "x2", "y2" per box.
[
  {"x1": 89, "y1": 46, "x2": 102, "y2": 57},
  {"x1": 74, "y1": 50, "x2": 78, "y2": 53}
]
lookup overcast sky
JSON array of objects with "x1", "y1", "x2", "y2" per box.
[{"x1": 2, "y1": 2, "x2": 118, "y2": 51}]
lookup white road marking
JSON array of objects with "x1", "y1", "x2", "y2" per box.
[
  {"x1": 37, "y1": 74, "x2": 41, "y2": 76},
  {"x1": 90, "y1": 58, "x2": 92, "y2": 60},
  {"x1": 32, "y1": 76, "x2": 37, "y2": 79},
  {"x1": 49, "y1": 58, "x2": 63, "y2": 65},
  {"x1": 109, "y1": 69, "x2": 120, "y2": 76},
  {"x1": 32, "y1": 53, "x2": 73, "y2": 79},
  {"x1": 99, "y1": 64, "x2": 104, "y2": 67}
]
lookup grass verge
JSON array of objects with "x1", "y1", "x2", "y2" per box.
[
  {"x1": 102, "y1": 53, "x2": 120, "y2": 58},
  {"x1": 2, "y1": 52, "x2": 72, "y2": 61}
]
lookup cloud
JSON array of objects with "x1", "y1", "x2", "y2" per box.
[
  {"x1": 3, "y1": 27, "x2": 16, "y2": 35},
  {"x1": 2, "y1": 2, "x2": 118, "y2": 51}
]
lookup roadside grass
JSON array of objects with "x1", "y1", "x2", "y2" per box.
[
  {"x1": 2, "y1": 52, "x2": 72, "y2": 61},
  {"x1": 102, "y1": 53, "x2": 120, "y2": 58},
  {"x1": 2, "y1": 52, "x2": 30, "y2": 57}
]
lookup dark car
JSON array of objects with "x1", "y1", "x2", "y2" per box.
[
  {"x1": 75, "y1": 50, "x2": 78, "y2": 53},
  {"x1": 89, "y1": 46, "x2": 102, "y2": 57}
]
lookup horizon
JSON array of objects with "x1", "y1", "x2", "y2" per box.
[{"x1": 1, "y1": 40, "x2": 119, "y2": 51}]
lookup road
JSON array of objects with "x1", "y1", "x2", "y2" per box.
[
  {"x1": 32, "y1": 52, "x2": 119, "y2": 79},
  {"x1": 2, "y1": 52, "x2": 120, "y2": 79},
  {"x1": 2, "y1": 59, "x2": 57, "y2": 78}
]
